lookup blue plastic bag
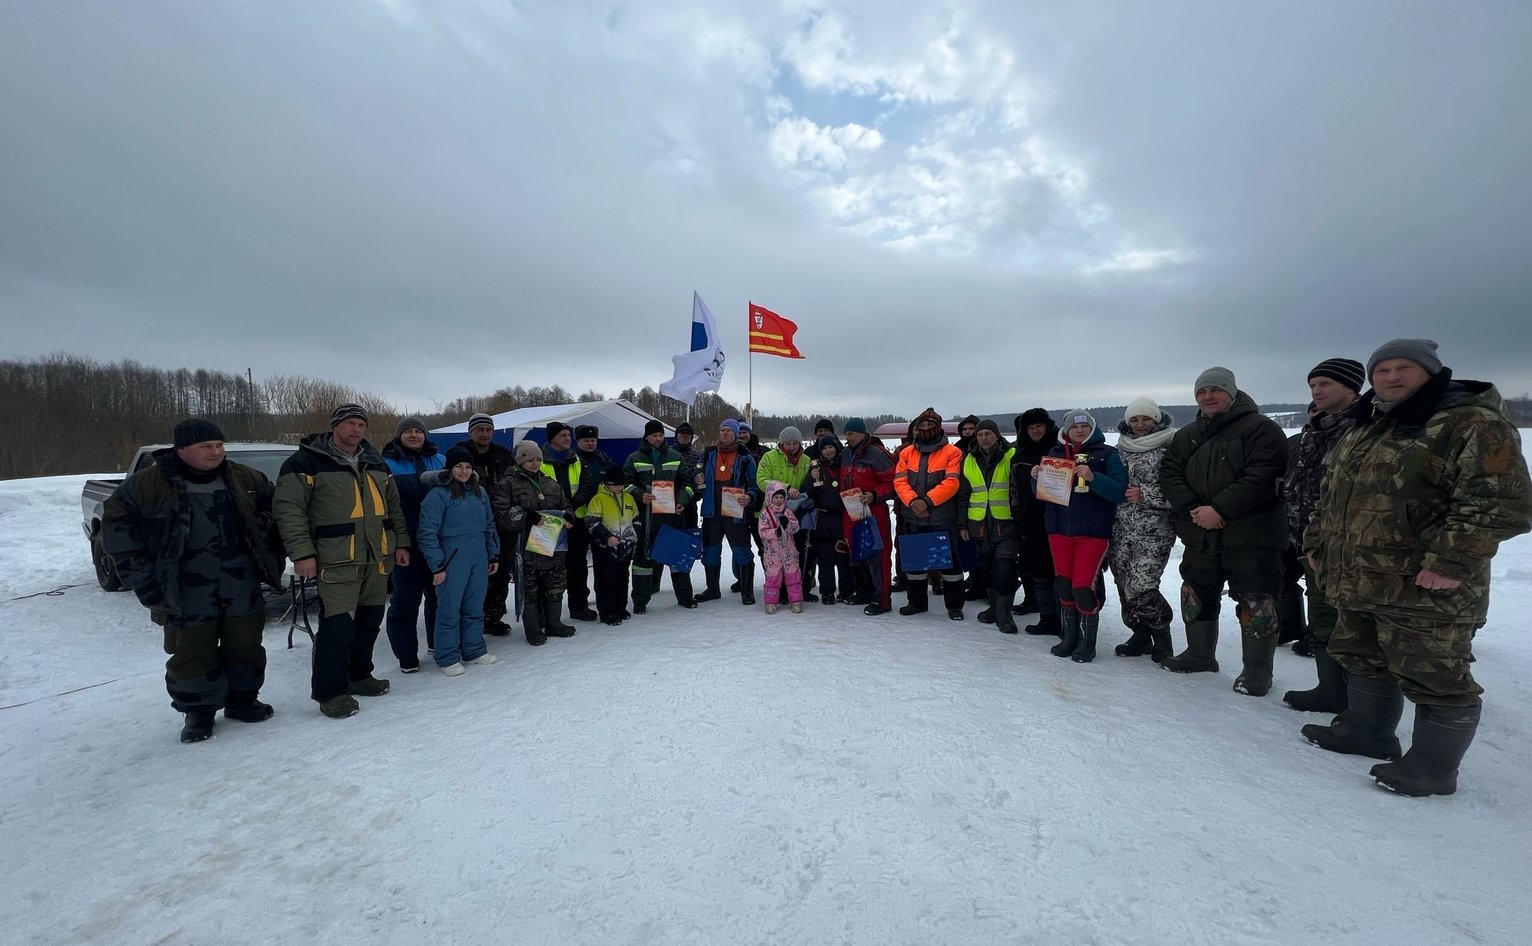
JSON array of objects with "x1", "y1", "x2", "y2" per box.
[
  {"x1": 850, "y1": 517, "x2": 884, "y2": 563},
  {"x1": 650, "y1": 524, "x2": 704, "y2": 572}
]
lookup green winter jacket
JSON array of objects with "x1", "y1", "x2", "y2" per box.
[
  {"x1": 756, "y1": 446, "x2": 813, "y2": 494},
  {"x1": 1306, "y1": 374, "x2": 1532, "y2": 622},
  {"x1": 1158, "y1": 391, "x2": 1289, "y2": 550},
  {"x1": 273, "y1": 434, "x2": 410, "y2": 575}
]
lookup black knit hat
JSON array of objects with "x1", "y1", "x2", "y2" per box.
[
  {"x1": 976, "y1": 419, "x2": 1000, "y2": 435},
  {"x1": 1308, "y1": 357, "x2": 1366, "y2": 394},
  {"x1": 545, "y1": 421, "x2": 572, "y2": 441},
  {"x1": 674, "y1": 422, "x2": 694, "y2": 436},
  {"x1": 815, "y1": 434, "x2": 841, "y2": 454},
  {"x1": 330, "y1": 403, "x2": 369, "y2": 428},
  {"x1": 395, "y1": 415, "x2": 428, "y2": 439},
  {"x1": 444, "y1": 445, "x2": 474, "y2": 468},
  {"x1": 574, "y1": 424, "x2": 598, "y2": 439},
  {"x1": 814, "y1": 417, "x2": 834, "y2": 434},
  {"x1": 603, "y1": 466, "x2": 628, "y2": 485},
  {"x1": 644, "y1": 419, "x2": 665, "y2": 437},
  {"x1": 173, "y1": 418, "x2": 225, "y2": 449}
]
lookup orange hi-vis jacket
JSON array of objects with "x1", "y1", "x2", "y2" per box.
[{"x1": 894, "y1": 442, "x2": 965, "y2": 529}]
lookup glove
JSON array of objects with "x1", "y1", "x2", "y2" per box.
[{"x1": 776, "y1": 514, "x2": 790, "y2": 529}]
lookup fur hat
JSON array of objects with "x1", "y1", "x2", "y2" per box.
[
  {"x1": 545, "y1": 421, "x2": 572, "y2": 441},
  {"x1": 1366, "y1": 339, "x2": 1442, "y2": 377},
  {"x1": 514, "y1": 440, "x2": 542, "y2": 463},
  {"x1": 330, "y1": 403, "x2": 369, "y2": 428},
  {"x1": 395, "y1": 415, "x2": 427, "y2": 439},
  {"x1": 1308, "y1": 358, "x2": 1366, "y2": 393},
  {"x1": 444, "y1": 445, "x2": 474, "y2": 469},
  {"x1": 1194, "y1": 366, "x2": 1238, "y2": 400},
  {"x1": 173, "y1": 418, "x2": 224, "y2": 449},
  {"x1": 574, "y1": 424, "x2": 598, "y2": 440},
  {"x1": 643, "y1": 419, "x2": 665, "y2": 437},
  {"x1": 467, "y1": 412, "x2": 495, "y2": 432},
  {"x1": 1123, "y1": 397, "x2": 1162, "y2": 425}
]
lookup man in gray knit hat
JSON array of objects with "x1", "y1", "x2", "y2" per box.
[
  {"x1": 1301, "y1": 339, "x2": 1531, "y2": 796},
  {"x1": 1159, "y1": 367, "x2": 1290, "y2": 697}
]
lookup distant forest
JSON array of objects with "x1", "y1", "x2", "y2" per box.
[{"x1": 4, "y1": 353, "x2": 1529, "y2": 479}]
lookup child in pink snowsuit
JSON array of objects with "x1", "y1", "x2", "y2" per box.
[{"x1": 759, "y1": 481, "x2": 804, "y2": 613}]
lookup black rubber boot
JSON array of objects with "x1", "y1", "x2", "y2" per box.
[
  {"x1": 995, "y1": 593, "x2": 1019, "y2": 635},
  {"x1": 1370, "y1": 703, "x2": 1481, "y2": 797},
  {"x1": 1025, "y1": 613, "x2": 1061, "y2": 637},
  {"x1": 1283, "y1": 644, "x2": 1349, "y2": 713},
  {"x1": 1232, "y1": 634, "x2": 1279, "y2": 696},
  {"x1": 672, "y1": 571, "x2": 697, "y2": 609},
  {"x1": 1301, "y1": 675, "x2": 1404, "y2": 760},
  {"x1": 522, "y1": 600, "x2": 548, "y2": 646},
  {"x1": 1276, "y1": 592, "x2": 1307, "y2": 645},
  {"x1": 1148, "y1": 625, "x2": 1174, "y2": 663},
  {"x1": 180, "y1": 710, "x2": 215, "y2": 743},
  {"x1": 1051, "y1": 608, "x2": 1081, "y2": 658},
  {"x1": 1114, "y1": 623, "x2": 1152, "y2": 657},
  {"x1": 977, "y1": 590, "x2": 997, "y2": 624},
  {"x1": 942, "y1": 577, "x2": 965, "y2": 620},
  {"x1": 696, "y1": 565, "x2": 722, "y2": 602},
  {"x1": 1012, "y1": 581, "x2": 1038, "y2": 616},
  {"x1": 1071, "y1": 612, "x2": 1099, "y2": 663},
  {"x1": 1161, "y1": 620, "x2": 1220, "y2": 674},
  {"x1": 899, "y1": 578, "x2": 929, "y2": 615},
  {"x1": 738, "y1": 564, "x2": 756, "y2": 606},
  {"x1": 543, "y1": 596, "x2": 577, "y2": 637}
]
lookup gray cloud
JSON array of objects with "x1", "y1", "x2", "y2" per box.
[{"x1": 2, "y1": 0, "x2": 1528, "y2": 420}]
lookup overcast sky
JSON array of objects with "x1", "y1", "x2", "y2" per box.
[{"x1": 2, "y1": 1, "x2": 1528, "y2": 418}]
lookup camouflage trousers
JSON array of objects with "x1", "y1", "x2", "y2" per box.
[
  {"x1": 1329, "y1": 608, "x2": 1483, "y2": 706},
  {"x1": 1302, "y1": 564, "x2": 1339, "y2": 645},
  {"x1": 163, "y1": 610, "x2": 266, "y2": 713},
  {"x1": 1179, "y1": 543, "x2": 1282, "y2": 637},
  {"x1": 1110, "y1": 521, "x2": 1175, "y2": 628}
]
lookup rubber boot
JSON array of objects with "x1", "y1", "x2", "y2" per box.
[
  {"x1": 899, "y1": 578, "x2": 929, "y2": 616},
  {"x1": 696, "y1": 565, "x2": 722, "y2": 602},
  {"x1": 1025, "y1": 613, "x2": 1061, "y2": 637},
  {"x1": 543, "y1": 596, "x2": 577, "y2": 637},
  {"x1": 942, "y1": 577, "x2": 966, "y2": 620},
  {"x1": 1114, "y1": 623, "x2": 1152, "y2": 657},
  {"x1": 1051, "y1": 608, "x2": 1081, "y2": 658},
  {"x1": 1276, "y1": 592, "x2": 1307, "y2": 646},
  {"x1": 995, "y1": 594, "x2": 1019, "y2": 635},
  {"x1": 1283, "y1": 644, "x2": 1349, "y2": 713},
  {"x1": 1071, "y1": 612, "x2": 1099, "y2": 663},
  {"x1": 1012, "y1": 581, "x2": 1037, "y2": 616},
  {"x1": 1232, "y1": 634, "x2": 1279, "y2": 696},
  {"x1": 522, "y1": 599, "x2": 547, "y2": 646},
  {"x1": 180, "y1": 710, "x2": 215, "y2": 743},
  {"x1": 738, "y1": 564, "x2": 756, "y2": 606},
  {"x1": 977, "y1": 590, "x2": 997, "y2": 624},
  {"x1": 1370, "y1": 703, "x2": 1481, "y2": 797},
  {"x1": 672, "y1": 571, "x2": 697, "y2": 609},
  {"x1": 1161, "y1": 620, "x2": 1220, "y2": 673},
  {"x1": 1147, "y1": 625, "x2": 1174, "y2": 664},
  {"x1": 1301, "y1": 675, "x2": 1404, "y2": 760}
]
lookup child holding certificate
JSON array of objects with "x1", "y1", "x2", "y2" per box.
[
  {"x1": 491, "y1": 440, "x2": 576, "y2": 646},
  {"x1": 1030, "y1": 409, "x2": 1127, "y2": 663}
]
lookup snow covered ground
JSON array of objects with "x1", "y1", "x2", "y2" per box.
[{"x1": 3, "y1": 466, "x2": 1531, "y2": 946}]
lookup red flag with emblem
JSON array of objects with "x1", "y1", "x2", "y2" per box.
[{"x1": 747, "y1": 303, "x2": 805, "y2": 359}]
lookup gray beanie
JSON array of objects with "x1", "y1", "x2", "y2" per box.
[
  {"x1": 395, "y1": 415, "x2": 427, "y2": 439},
  {"x1": 330, "y1": 403, "x2": 369, "y2": 428},
  {"x1": 1194, "y1": 366, "x2": 1238, "y2": 400},
  {"x1": 467, "y1": 412, "x2": 495, "y2": 431},
  {"x1": 1367, "y1": 338, "x2": 1442, "y2": 377},
  {"x1": 514, "y1": 440, "x2": 542, "y2": 463},
  {"x1": 778, "y1": 426, "x2": 803, "y2": 444}
]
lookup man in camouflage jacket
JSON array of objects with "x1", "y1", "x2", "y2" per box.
[
  {"x1": 102, "y1": 419, "x2": 286, "y2": 743},
  {"x1": 274, "y1": 404, "x2": 410, "y2": 719},
  {"x1": 1302, "y1": 339, "x2": 1531, "y2": 796}
]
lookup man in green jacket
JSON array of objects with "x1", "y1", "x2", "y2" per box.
[
  {"x1": 103, "y1": 419, "x2": 286, "y2": 743},
  {"x1": 1301, "y1": 340, "x2": 1531, "y2": 796},
  {"x1": 1158, "y1": 367, "x2": 1290, "y2": 696},
  {"x1": 756, "y1": 426, "x2": 818, "y2": 601},
  {"x1": 274, "y1": 404, "x2": 411, "y2": 719}
]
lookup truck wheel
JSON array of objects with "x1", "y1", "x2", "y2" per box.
[{"x1": 92, "y1": 533, "x2": 125, "y2": 592}]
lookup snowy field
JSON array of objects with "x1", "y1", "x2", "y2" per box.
[{"x1": 3, "y1": 460, "x2": 1532, "y2": 946}]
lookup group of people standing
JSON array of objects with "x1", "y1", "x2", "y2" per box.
[{"x1": 101, "y1": 338, "x2": 1531, "y2": 798}]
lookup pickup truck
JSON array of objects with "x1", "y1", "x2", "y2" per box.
[{"x1": 81, "y1": 442, "x2": 298, "y2": 591}]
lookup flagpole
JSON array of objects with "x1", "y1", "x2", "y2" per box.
[{"x1": 747, "y1": 300, "x2": 753, "y2": 426}]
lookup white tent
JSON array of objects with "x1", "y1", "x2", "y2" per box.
[{"x1": 430, "y1": 399, "x2": 672, "y2": 455}]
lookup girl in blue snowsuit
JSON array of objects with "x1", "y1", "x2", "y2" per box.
[{"x1": 417, "y1": 446, "x2": 501, "y2": 675}]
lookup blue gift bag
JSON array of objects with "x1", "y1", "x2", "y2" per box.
[
  {"x1": 650, "y1": 525, "x2": 704, "y2": 572},
  {"x1": 898, "y1": 531, "x2": 953, "y2": 571},
  {"x1": 850, "y1": 517, "x2": 884, "y2": 563}
]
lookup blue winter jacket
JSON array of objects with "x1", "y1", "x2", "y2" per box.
[
  {"x1": 1039, "y1": 428, "x2": 1127, "y2": 538},
  {"x1": 382, "y1": 438, "x2": 446, "y2": 537},
  {"x1": 697, "y1": 446, "x2": 761, "y2": 522},
  {"x1": 416, "y1": 474, "x2": 500, "y2": 573}
]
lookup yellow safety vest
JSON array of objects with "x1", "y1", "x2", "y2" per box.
[
  {"x1": 963, "y1": 448, "x2": 1014, "y2": 521},
  {"x1": 541, "y1": 457, "x2": 587, "y2": 516}
]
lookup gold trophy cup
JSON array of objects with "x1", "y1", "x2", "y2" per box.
[{"x1": 1073, "y1": 453, "x2": 1091, "y2": 493}]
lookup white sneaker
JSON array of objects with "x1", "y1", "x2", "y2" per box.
[
  {"x1": 466, "y1": 654, "x2": 498, "y2": 665},
  {"x1": 440, "y1": 662, "x2": 466, "y2": 676},
  {"x1": 401, "y1": 664, "x2": 420, "y2": 674}
]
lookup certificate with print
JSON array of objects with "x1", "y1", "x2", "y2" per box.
[
  {"x1": 840, "y1": 488, "x2": 869, "y2": 521},
  {"x1": 720, "y1": 486, "x2": 749, "y2": 518},
  {"x1": 1035, "y1": 456, "x2": 1077, "y2": 507},
  {"x1": 651, "y1": 481, "x2": 676, "y2": 514},
  {"x1": 525, "y1": 513, "x2": 567, "y2": 557}
]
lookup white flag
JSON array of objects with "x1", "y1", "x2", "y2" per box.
[{"x1": 658, "y1": 291, "x2": 726, "y2": 404}]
